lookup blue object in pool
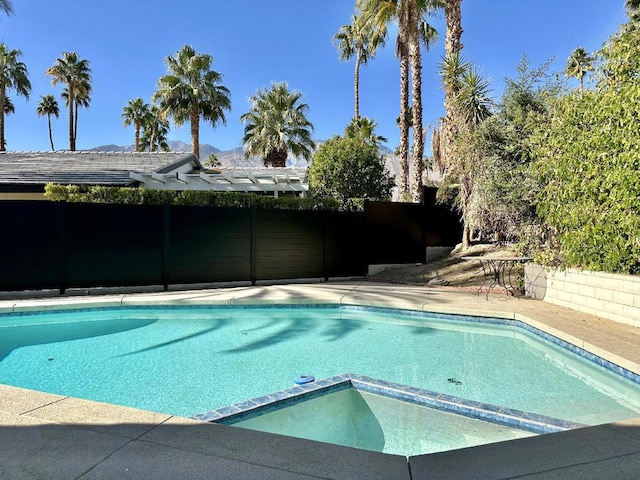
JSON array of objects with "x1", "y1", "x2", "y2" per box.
[{"x1": 294, "y1": 375, "x2": 315, "y2": 385}]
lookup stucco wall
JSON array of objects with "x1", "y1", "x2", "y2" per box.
[{"x1": 525, "y1": 264, "x2": 640, "y2": 328}]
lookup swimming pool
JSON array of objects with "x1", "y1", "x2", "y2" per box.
[{"x1": 0, "y1": 304, "x2": 639, "y2": 426}]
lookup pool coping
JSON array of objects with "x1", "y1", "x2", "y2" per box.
[{"x1": 195, "y1": 373, "x2": 586, "y2": 436}]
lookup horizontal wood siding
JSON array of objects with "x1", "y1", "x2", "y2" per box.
[
  {"x1": 365, "y1": 201, "x2": 426, "y2": 265},
  {"x1": 0, "y1": 201, "x2": 62, "y2": 290},
  {"x1": 254, "y1": 210, "x2": 325, "y2": 280},
  {"x1": 166, "y1": 206, "x2": 251, "y2": 284},
  {"x1": 326, "y1": 212, "x2": 367, "y2": 277},
  {"x1": 65, "y1": 203, "x2": 163, "y2": 287}
]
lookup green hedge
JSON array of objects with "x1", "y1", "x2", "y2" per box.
[{"x1": 43, "y1": 184, "x2": 359, "y2": 211}]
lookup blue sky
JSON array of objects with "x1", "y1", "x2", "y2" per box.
[{"x1": 0, "y1": 1, "x2": 629, "y2": 153}]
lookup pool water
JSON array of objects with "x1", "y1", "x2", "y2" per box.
[{"x1": 0, "y1": 305, "x2": 638, "y2": 425}]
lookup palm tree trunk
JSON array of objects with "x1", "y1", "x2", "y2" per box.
[
  {"x1": 190, "y1": 107, "x2": 200, "y2": 159},
  {"x1": 442, "y1": 0, "x2": 463, "y2": 179},
  {"x1": 48, "y1": 114, "x2": 55, "y2": 151},
  {"x1": 0, "y1": 86, "x2": 6, "y2": 152},
  {"x1": 134, "y1": 123, "x2": 140, "y2": 152},
  {"x1": 150, "y1": 124, "x2": 158, "y2": 152},
  {"x1": 74, "y1": 103, "x2": 79, "y2": 149},
  {"x1": 409, "y1": 2, "x2": 424, "y2": 203},
  {"x1": 68, "y1": 89, "x2": 75, "y2": 151},
  {"x1": 354, "y1": 52, "x2": 361, "y2": 120},
  {"x1": 398, "y1": 47, "x2": 410, "y2": 200}
]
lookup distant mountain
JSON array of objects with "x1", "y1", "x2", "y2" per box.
[{"x1": 90, "y1": 141, "x2": 405, "y2": 173}]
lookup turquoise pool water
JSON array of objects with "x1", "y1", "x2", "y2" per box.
[{"x1": 0, "y1": 305, "x2": 639, "y2": 425}]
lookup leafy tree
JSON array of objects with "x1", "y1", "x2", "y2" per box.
[
  {"x1": 46, "y1": 52, "x2": 91, "y2": 151},
  {"x1": 565, "y1": 47, "x2": 594, "y2": 93},
  {"x1": 241, "y1": 82, "x2": 315, "y2": 167},
  {"x1": 0, "y1": 43, "x2": 30, "y2": 151},
  {"x1": 121, "y1": 98, "x2": 150, "y2": 152},
  {"x1": 334, "y1": 13, "x2": 386, "y2": 120},
  {"x1": 36, "y1": 94, "x2": 59, "y2": 151},
  {"x1": 140, "y1": 104, "x2": 170, "y2": 152},
  {"x1": 472, "y1": 56, "x2": 560, "y2": 244},
  {"x1": 153, "y1": 45, "x2": 230, "y2": 159},
  {"x1": 204, "y1": 153, "x2": 221, "y2": 168},
  {"x1": 309, "y1": 135, "x2": 395, "y2": 203},
  {"x1": 532, "y1": 24, "x2": 640, "y2": 273}
]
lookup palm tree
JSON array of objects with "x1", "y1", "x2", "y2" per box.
[
  {"x1": 357, "y1": 0, "x2": 442, "y2": 202},
  {"x1": 0, "y1": 0, "x2": 12, "y2": 15},
  {"x1": 3, "y1": 95, "x2": 13, "y2": 114},
  {"x1": 433, "y1": 0, "x2": 464, "y2": 180},
  {"x1": 61, "y1": 82, "x2": 91, "y2": 148},
  {"x1": 241, "y1": 82, "x2": 315, "y2": 167},
  {"x1": 0, "y1": 43, "x2": 31, "y2": 151},
  {"x1": 122, "y1": 98, "x2": 150, "y2": 152},
  {"x1": 344, "y1": 116, "x2": 388, "y2": 147},
  {"x1": 36, "y1": 94, "x2": 59, "y2": 151},
  {"x1": 450, "y1": 64, "x2": 493, "y2": 247},
  {"x1": 334, "y1": 13, "x2": 386, "y2": 120},
  {"x1": 565, "y1": 47, "x2": 594, "y2": 93},
  {"x1": 153, "y1": 45, "x2": 230, "y2": 159},
  {"x1": 626, "y1": 0, "x2": 639, "y2": 20},
  {"x1": 140, "y1": 104, "x2": 170, "y2": 152},
  {"x1": 46, "y1": 52, "x2": 91, "y2": 151}
]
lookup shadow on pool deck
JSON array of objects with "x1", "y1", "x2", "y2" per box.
[{"x1": 2, "y1": 281, "x2": 640, "y2": 479}]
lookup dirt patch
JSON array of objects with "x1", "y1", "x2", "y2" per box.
[{"x1": 367, "y1": 243, "x2": 521, "y2": 291}]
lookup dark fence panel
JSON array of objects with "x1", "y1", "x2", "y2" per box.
[
  {"x1": 254, "y1": 209, "x2": 325, "y2": 281},
  {"x1": 0, "y1": 201, "x2": 62, "y2": 290},
  {"x1": 326, "y1": 211, "x2": 367, "y2": 277},
  {"x1": 365, "y1": 201, "x2": 426, "y2": 265},
  {"x1": 167, "y1": 206, "x2": 251, "y2": 284},
  {"x1": 422, "y1": 187, "x2": 463, "y2": 247},
  {"x1": 0, "y1": 197, "x2": 455, "y2": 292},
  {"x1": 64, "y1": 203, "x2": 164, "y2": 288}
]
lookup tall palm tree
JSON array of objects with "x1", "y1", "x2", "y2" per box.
[
  {"x1": 61, "y1": 82, "x2": 91, "y2": 148},
  {"x1": 153, "y1": 45, "x2": 230, "y2": 159},
  {"x1": 0, "y1": 0, "x2": 12, "y2": 15},
  {"x1": 0, "y1": 43, "x2": 31, "y2": 151},
  {"x1": 357, "y1": 0, "x2": 442, "y2": 202},
  {"x1": 450, "y1": 65, "x2": 492, "y2": 247},
  {"x1": 36, "y1": 94, "x2": 59, "y2": 151},
  {"x1": 344, "y1": 116, "x2": 388, "y2": 147},
  {"x1": 565, "y1": 47, "x2": 594, "y2": 93},
  {"x1": 121, "y1": 98, "x2": 150, "y2": 152},
  {"x1": 46, "y1": 52, "x2": 91, "y2": 151},
  {"x1": 241, "y1": 82, "x2": 315, "y2": 167},
  {"x1": 433, "y1": 0, "x2": 464, "y2": 180},
  {"x1": 141, "y1": 104, "x2": 170, "y2": 152},
  {"x1": 334, "y1": 13, "x2": 386, "y2": 120}
]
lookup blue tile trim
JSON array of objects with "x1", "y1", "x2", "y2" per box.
[{"x1": 193, "y1": 373, "x2": 586, "y2": 435}]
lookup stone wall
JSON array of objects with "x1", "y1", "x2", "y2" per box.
[{"x1": 525, "y1": 264, "x2": 640, "y2": 328}]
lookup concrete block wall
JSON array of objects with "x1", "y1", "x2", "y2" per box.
[{"x1": 525, "y1": 264, "x2": 640, "y2": 328}]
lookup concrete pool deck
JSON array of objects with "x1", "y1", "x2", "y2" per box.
[{"x1": 1, "y1": 280, "x2": 640, "y2": 479}]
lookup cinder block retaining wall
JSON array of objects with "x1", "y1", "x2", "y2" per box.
[{"x1": 525, "y1": 264, "x2": 640, "y2": 328}]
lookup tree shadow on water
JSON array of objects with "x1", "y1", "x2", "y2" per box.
[
  {"x1": 0, "y1": 318, "x2": 158, "y2": 362},
  {"x1": 224, "y1": 316, "x2": 317, "y2": 353}
]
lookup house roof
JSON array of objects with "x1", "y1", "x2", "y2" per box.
[{"x1": 0, "y1": 151, "x2": 200, "y2": 190}]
